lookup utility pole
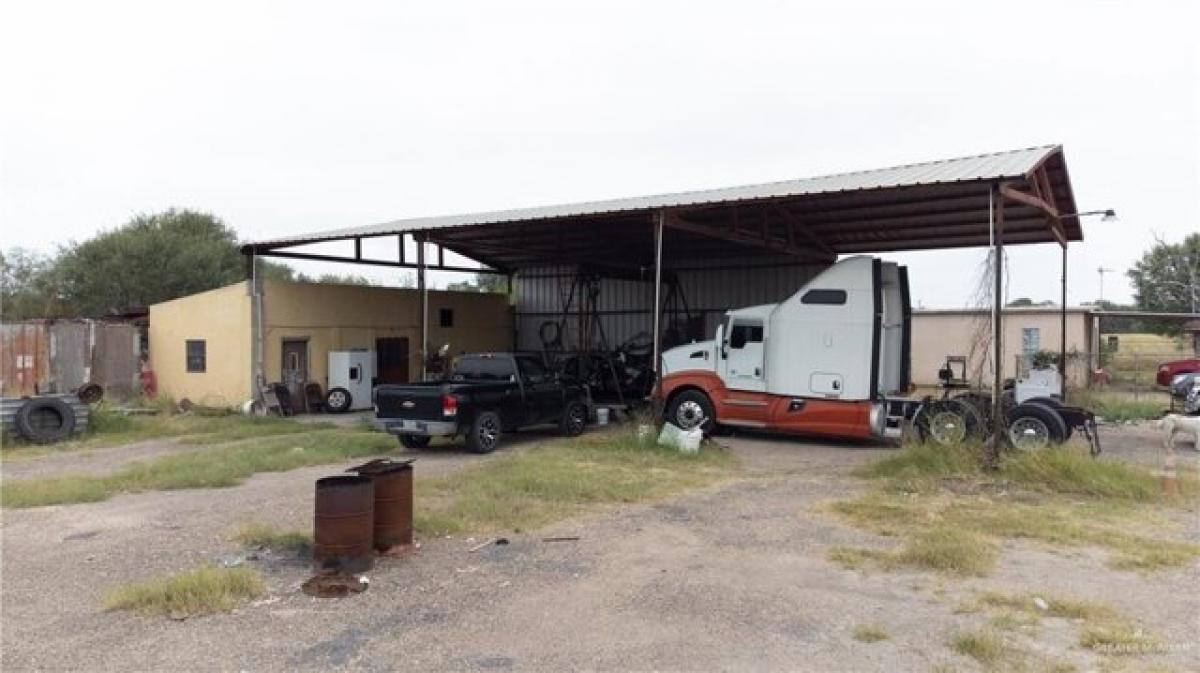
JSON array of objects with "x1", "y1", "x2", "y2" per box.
[{"x1": 1097, "y1": 266, "x2": 1114, "y2": 304}]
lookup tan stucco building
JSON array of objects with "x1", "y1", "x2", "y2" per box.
[
  {"x1": 910, "y1": 307, "x2": 1095, "y2": 388},
  {"x1": 149, "y1": 281, "x2": 512, "y2": 408}
]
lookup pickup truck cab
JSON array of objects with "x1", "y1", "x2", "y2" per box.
[{"x1": 375, "y1": 353, "x2": 589, "y2": 453}]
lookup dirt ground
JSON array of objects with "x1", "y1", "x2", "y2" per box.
[{"x1": 1, "y1": 422, "x2": 1196, "y2": 672}]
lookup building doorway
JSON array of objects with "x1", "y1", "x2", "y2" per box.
[
  {"x1": 281, "y1": 339, "x2": 308, "y2": 407},
  {"x1": 376, "y1": 337, "x2": 410, "y2": 384}
]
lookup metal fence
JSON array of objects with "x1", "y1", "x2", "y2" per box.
[{"x1": 0, "y1": 320, "x2": 143, "y2": 400}]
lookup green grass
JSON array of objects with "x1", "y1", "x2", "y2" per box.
[
  {"x1": 231, "y1": 523, "x2": 311, "y2": 553},
  {"x1": 1068, "y1": 390, "x2": 1166, "y2": 422},
  {"x1": 826, "y1": 527, "x2": 996, "y2": 576},
  {"x1": 852, "y1": 623, "x2": 889, "y2": 643},
  {"x1": 102, "y1": 566, "x2": 265, "y2": 618},
  {"x1": 415, "y1": 427, "x2": 735, "y2": 535},
  {"x1": 3, "y1": 404, "x2": 333, "y2": 454},
  {"x1": 1, "y1": 428, "x2": 395, "y2": 508}
]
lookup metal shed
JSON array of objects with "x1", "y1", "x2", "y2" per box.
[{"x1": 244, "y1": 144, "x2": 1095, "y2": 445}]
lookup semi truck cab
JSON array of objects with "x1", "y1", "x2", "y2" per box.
[{"x1": 659, "y1": 256, "x2": 911, "y2": 440}]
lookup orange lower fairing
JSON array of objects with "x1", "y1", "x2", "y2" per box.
[{"x1": 660, "y1": 371, "x2": 876, "y2": 440}]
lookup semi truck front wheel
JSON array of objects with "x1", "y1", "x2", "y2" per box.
[{"x1": 667, "y1": 390, "x2": 715, "y2": 433}]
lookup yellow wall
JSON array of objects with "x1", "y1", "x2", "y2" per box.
[
  {"x1": 910, "y1": 309, "x2": 1092, "y2": 387},
  {"x1": 261, "y1": 281, "x2": 513, "y2": 389},
  {"x1": 148, "y1": 282, "x2": 252, "y2": 406}
]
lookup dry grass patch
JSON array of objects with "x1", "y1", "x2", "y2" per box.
[
  {"x1": 968, "y1": 590, "x2": 1159, "y2": 658},
  {"x1": 852, "y1": 623, "x2": 889, "y2": 643},
  {"x1": 232, "y1": 523, "x2": 311, "y2": 553},
  {"x1": 826, "y1": 442, "x2": 1200, "y2": 575},
  {"x1": 415, "y1": 428, "x2": 735, "y2": 535},
  {"x1": 103, "y1": 566, "x2": 265, "y2": 618},
  {"x1": 951, "y1": 628, "x2": 1011, "y2": 667}
]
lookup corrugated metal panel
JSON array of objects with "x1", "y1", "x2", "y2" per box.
[
  {"x1": 514, "y1": 261, "x2": 826, "y2": 350},
  {"x1": 0, "y1": 320, "x2": 141, "y2": 400},
  {"x1": 1, "y1": 323, "x2": 50, "y2": 397},
  {"x1": 250, "y1": 146, "x2": 1060, "y2": 249}
]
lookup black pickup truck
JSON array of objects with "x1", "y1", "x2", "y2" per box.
[{"x1": 374, "y1": 353, "x2": 589, "y2": 453}]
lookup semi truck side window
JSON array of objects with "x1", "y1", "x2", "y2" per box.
[{"x1": 729, "y1": 323, "x2": 764, "y2": 349}]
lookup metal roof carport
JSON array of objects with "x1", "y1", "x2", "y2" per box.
[{"x1": 243, "y1": 144, "x2": 1093, "y2": 456}]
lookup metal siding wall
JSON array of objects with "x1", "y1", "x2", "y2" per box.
[
  {"x1": 49, "y1": 322, "x2": 88, "y2": 394},
  {"x1": 514, "y1": 259, "x2": 828, "y2": 351}
]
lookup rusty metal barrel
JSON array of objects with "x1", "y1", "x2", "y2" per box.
[
  {"x1": 348, "y1": 459, "x2": 415, "y2": 552},
  {"x1": 313, "y1": 475, "x2": 375, "y2": 573}
]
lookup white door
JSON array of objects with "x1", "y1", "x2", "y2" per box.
[{"x1": 723, "y1": 319, "x2": 766, "y2": 392}]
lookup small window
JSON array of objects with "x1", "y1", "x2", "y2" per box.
[
  {"x1": 801, "y1": 289, "x2": 847, "y2": 305},
  {"x1": 439, "y1": 308, "x2": 454, "y2": 327},
  {"x1": 186, "y1": 340, "x2": 206, "y2": 373},
  {"x1": 729, "y1": 323, "x2": 764, "y2": 349},
  {"x1": 1021, "y1": 327, "x2": 1041, "y2": 355}
]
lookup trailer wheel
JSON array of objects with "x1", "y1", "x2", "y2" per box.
[
  {"x1": 1023, "y1": 396, "x2": 1072, "y2": 439},
  {"x1": 1006, "y1": 402, "x2": 1067, "y2": 450},
  {"x1": 399, "y1": 434, "x2": 432, "y2": 449},
  {"x1": 15, "y1": 397, "x2": 76, "y2": 444},
  {"x1": 325, "y1": 387, "x2": 352, "y2": 413},
  {"x1": 666, "y1": 390, "x2": 714, "y2": 433},
  {"x1": 916, "y1": 399, "x2": 982, "y2": 447}
]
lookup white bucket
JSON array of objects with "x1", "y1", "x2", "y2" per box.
[{"x1": 595, "y1": 407, "x2": 610, "y2": 426}]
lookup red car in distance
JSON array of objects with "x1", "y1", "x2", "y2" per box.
[{"x1": 1157, "y1": 358, "x2": 1200, "y2": 386}]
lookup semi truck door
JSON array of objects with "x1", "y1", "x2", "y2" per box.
[{"x1": 724, "y1": 319, "x2": 766, "y2": 392}]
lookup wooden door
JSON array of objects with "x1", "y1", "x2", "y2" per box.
[{"x1": 376, "y1": 337, "x2": 409, "y2": 384}]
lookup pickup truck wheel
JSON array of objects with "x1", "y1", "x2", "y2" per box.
[
  {"x1": 667, "y1": 390, "x2": 714, "y2": 433},
  {"x1": 560, "y1": 401, "x2": 588, "y2": 437},
  {"x1": 466, "y1": 411, "x2": 502, "y2": 454},
  {"x1": 399, "y1": 434, "x2": 432, "y2": 449},
  {"x1": 325, "y1": 387, "x2": 352, "y2": 413}
]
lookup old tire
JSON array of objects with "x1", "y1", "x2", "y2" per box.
[
  {"x1": 466, "y1": 411, "x2": 502, "y2": 454},
  {"x1": 399, "y1": 434, "x2": 432, "y2": 449},
  {"x1": 15, "y1": 397, "x2": 76, "y2": 444},
  {"x1": 666, "y1": 390, "x2": 715, "y2": 433},
  {"x1": 560, "y1": 401, "x2": 588, "y2": 437},
  {"x1": 1006, "y1": 402, "x2": 1067, "y2": 450},
  {"x1": 326, "y1": 387, "x2": 352, "y2": 413}
]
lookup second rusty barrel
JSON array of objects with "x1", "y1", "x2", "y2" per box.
[
  {"x1": 348, "y1": 458, "x2": 414, "y2": 552},
  {"x1": 313, "y1": 475, "x2": 375, "y2": 573}
]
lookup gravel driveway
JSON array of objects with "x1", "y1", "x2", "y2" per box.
[{"x1": 1, "y1": 427, "x2": 1196, "y2": 671}]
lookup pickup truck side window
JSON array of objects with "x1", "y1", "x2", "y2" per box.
[
  {"x1": 729, "y1": 322, "x2": 764, "y2": 349},
  {"x1": 516, "y1": 356, "x2": 550, "y2": 384},
  {"x1": 452, "y1": 357, "x2": 516, "y2": 381}
]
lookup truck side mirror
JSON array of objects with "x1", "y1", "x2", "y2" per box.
[{"x1": 720, "y1": 341, "x2": 729, "y2": 359}]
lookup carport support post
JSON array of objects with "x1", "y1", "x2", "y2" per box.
[
  {"x1": 988, "y1": 186, "x2": 1005, "y2": 468},
  {"x1": 651, "y1": 210, "x2": 665, "y2": 383},
  {"x1": 417, "y1": 235, "x2": 428, "y2": 381},
  {"x1": 1060, "y1": 244, "x2": 1068, "y2": 390}
]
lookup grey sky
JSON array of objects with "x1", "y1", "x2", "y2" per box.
[{"x1": 1, "y1": 1, "x2": 1196, "y2": 306}]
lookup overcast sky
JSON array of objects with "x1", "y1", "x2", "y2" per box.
[{"x1": 1, "y1": 0, "x2": 1196, "y2": 306}]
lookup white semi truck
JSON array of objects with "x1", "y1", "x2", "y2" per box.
[{"x1": 658, "y1": 255, "x2": 1099, "y2": 451}]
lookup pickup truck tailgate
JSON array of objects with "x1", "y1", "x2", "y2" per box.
[{"x1": 374, "y1": 385, "x2": 444, "y2": 420}]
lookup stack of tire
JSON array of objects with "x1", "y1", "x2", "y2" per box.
[{"x1": 0, "y1": 395, "x2": 89, "y2": 444}]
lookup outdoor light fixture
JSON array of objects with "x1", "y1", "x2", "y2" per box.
[{"x1": 1066, "y1": 208, "x2": 1119, "y2": 222}]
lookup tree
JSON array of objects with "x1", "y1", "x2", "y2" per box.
[
  {"x1": 0, "y1": 248, "x2": 64, "y2": 319},
  {"x1": 53, "y1": 209, "x2": 247, "y2": 315},
  {"x1": 1127, "y1": 233, "x2": 1199, "y2": 331},
  {"x1": 1128, "y1": 233, "x2": 1199, "y2": 312},
  {"x1": 446, "y1": 272, "x2": 508, "y2": 294}
]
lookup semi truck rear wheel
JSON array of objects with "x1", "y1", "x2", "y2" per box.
[{"x1": 666, "y1": 390, "x2": 714, "y2": 433}]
